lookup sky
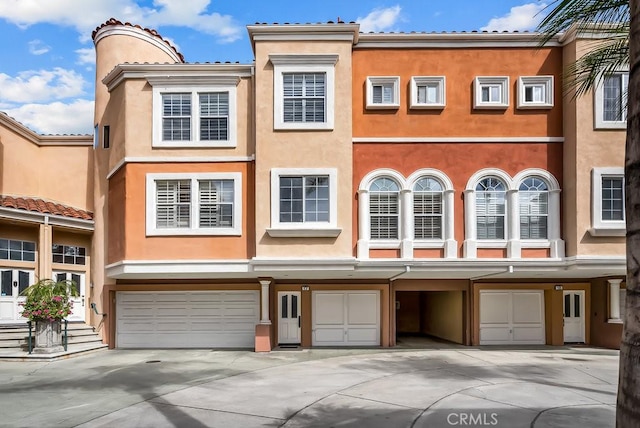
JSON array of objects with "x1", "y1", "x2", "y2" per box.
[{"x1": 0, "y1": 0, "x2": 551, "y2": 135}]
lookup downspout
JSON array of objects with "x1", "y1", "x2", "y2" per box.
[{"x1": 389, "y1": 265, "x2": 410, "y2": 347}]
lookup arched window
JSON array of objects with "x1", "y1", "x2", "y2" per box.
[
  {"x1": 369, "y1": 177, "x2": 400, "y2": 239},
  {"x1": 475, "y1": 177, "x2": 506, "y2": 240},
  {"x1": 413, "y1": 177, "x2": 443, "y2": 239},
  {"x1": 519, "y1": 177, "x2": 549, "y2": 239}
]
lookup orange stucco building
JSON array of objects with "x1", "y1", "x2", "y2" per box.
[{"x1": 0, "y1": 19, "x2": 627, "y2": 351}]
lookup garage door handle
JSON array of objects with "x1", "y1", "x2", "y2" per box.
[{"x1": 298, "y1": 316, "x2": 301, "y2": 328}]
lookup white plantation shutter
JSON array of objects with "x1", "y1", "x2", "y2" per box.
[
  {"x1": 370, "y1": 178, "x2": 400, "y2": 239},
  {"x1": 156, "y1": 180, "x2": 191, "y2": 228},
  {"x1": 283, "y1": 73, "x2": 325, "y2": 123},
  {"x1": 476, "y1": 178, "x2": 506, "y2": 240},
  {"x1": 199, "y1": 179, "x2": 234, "y2": 228},
  {"x1": 519, "y1": 177, "x2": 549, "y2": 239},
  {"x1": 413, "y1": 177, "x2": 443, "y2": 239}
]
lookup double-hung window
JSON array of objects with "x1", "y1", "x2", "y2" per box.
[
  {"x1": 151, "y1": 79, "x2": 238, "y2": 147},
  {"x1": 591, "y1": 167, "x2": 625, "y2": 236},
  {"x1": 595, "y1": 71, "x2": 628, "y2": 129},
  {"x1": 370, "y1": 178, "x2": 400, "y2": 240},
  {"x1": 268, "y1": 168, "x2": 339, "y2": 237},
  {"x1": 146, "y1": 173, "x2": 241, "y2": 236},
  {"x1": 475, "y1": 177, "x2": 506, "y2": 240},
  {"x1": 270, "y1": 54, "x2": 337, "y2": 130}
]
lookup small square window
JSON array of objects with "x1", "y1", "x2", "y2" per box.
[
  {"x1": 410, "y1": 77, "x2": 445, "y2": 109},
  {"x1": 366, "y1": 77, "x2": 400, "y2": 109},
  {"x1": 518, "y1": 76, "x2": 554, "y2": 109},
  {"x1": 590, "y1": 167, "x2": 626, "y2": 236},
  {"x1": 474, "y1": 76, "x2": 509, "y2": 109}
]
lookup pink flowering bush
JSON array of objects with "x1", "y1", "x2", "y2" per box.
[{"x1": 20, "y1": 279, "x2": 78, "y2": 322}]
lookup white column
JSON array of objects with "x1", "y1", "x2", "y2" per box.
[
  {"x1": 400, "y1": 189, "x2": 413, "y2": 258},
  {"x1": 463, "y1": 189, "x2": 477, "y2": 258},
  {"x1": 444, "y1": 189, "x2": 457, "y2": 258},
  {"x1": 608, "y1": 279, "x2": 623, "y2": 322},
  {"x1": 259, "y1": 279, "x2": 271, "y2": 325},
  {"x1": 357, "y1": 190, "x2": 370, "y2": 259},
  {"x1": 548, "y1": 189, "x2": 565, "y2": 258},
  {"x1": 507, "y1": 189, "x2": 521, "y2": 258}
]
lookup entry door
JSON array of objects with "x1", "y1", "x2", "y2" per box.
[
  {"x1": 278, "y1": 292, "x2": 301, "y2": 344},
  {"x1": 55, "y1": 272, "x2": 85, "y2": 322},
  {"x1": 563, "y1": 291, "x2": 585, "y2": 343},
  {"x1": 0, "y1": 269, "x2": 33, "y2": 322}
]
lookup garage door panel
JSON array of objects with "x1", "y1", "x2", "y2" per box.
[
  {"x1": 479, "y1": 293, "x2": 510, "y2": 324},
  {"x1": 314, "y1": 294, "x2": 345, "y2": 325},
  {"x1": 314, "y1": 328, "x2": 345, "y2": 344},
  {"x1": 511, "y1": 293, "x2": 543, "y2": 324},
  {"x1": 346, "y1": 327, "x2": 378, "y2": 342},
  {"x1": 116, "y1": 291, "x2": 259, "y2": 348},
  {"x1": 479, "y1": 326, "x2": 511, "y2": 343},
  {"x1": 347, "y1": 293, "x2": 378, "y2": 324},
  {"x1": 512, "y1": 326, "x2": 545, "y2": 342}
]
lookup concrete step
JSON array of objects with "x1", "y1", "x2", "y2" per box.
[
  {"x1": 0, "y1": 341, "x2": 109, "y2": 361},
  {"x1": 0, "y1": 322, "x2": 104, "y2": 354}
]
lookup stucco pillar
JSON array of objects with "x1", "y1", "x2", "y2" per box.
[
  {"x1": 548, "y1": 189, "x2": 565, "y2": 258},
  {"x1": 357, "y1": 190, "x2": 370, "y2": 259},
  {"x1": 259, "y1": 279, "x2": 271, "y2": 324},
  {"x1": 38, "y1": 221, "x2": 52, "y2": 281},
  {"x1": 463, "y1": 189, "x2": 477, "y2": 258},
  {"x1": 608, "y1": 279, "x2": 623, "y2": 323},
  {"x1": 400, "y1": 189, "x2": 413, "y2": 258}
]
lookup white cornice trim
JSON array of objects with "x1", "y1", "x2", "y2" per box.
[
  {"x1": 103, "y1": 64, "x2": 253, "y2": 92},
  {"x1": 247, "y1": 24, "x2": 360, "y2": 43},
  {"x1": 269, "y1": 54, "x2": 339, "y2": 65},
  {"x1": 356, "y1": 32, "x2": 561, "y2": 48},
  {"x1": 106, "y1": 259, "x2": 251, "y2": 279},
  {"x1": 93, "y1": 25, "x2": 182, "y2": 63},
  {"x1": 353, "y1": 137, "x2": 564, "y2": 143},
  {"x1": 0, "y1": 207, "x2": 94, "y2": 231},
  {"x1": 0, "y1": 114, "x2": 92, "y2": 146},
  {"x1": 106, "y1": 155, "x2": 256, "y2": 179}
]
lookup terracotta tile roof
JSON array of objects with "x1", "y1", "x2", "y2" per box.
[
  {"x1": 0, "y1": 196, "x2": 93, "y2": 221},
  {"x1": 92, "y1": 18, "x2": 185, "y2": 63}
]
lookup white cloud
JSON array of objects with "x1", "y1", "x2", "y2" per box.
[
  {"x1": 357, "y1": 5, "x2": 402, "y2": 33},
  {"x1": 4, "y1": 99, "x2": 94, "y2": 135},
  {"x1": 28, "y1": 39, "x2": 50, "y2": 55},
  {"x1": 0, "y1": 0, "x2": 242, "y2": 44},
  {"x1": 481, "y1": 2, "x2": 547, "y2": 32},
  {"x1": 75, "y1": 48, "x2": 94, "y2": 65},
  {"x1": 0, "y1": 68, "x2": 87, "y2": 103}
]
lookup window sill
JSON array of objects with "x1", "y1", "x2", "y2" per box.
[
  {"x1": 588, "y1": 227, "x2": 626, "y2": 237},
  {"x1": 266, "y1": 227, "x2": 342, "y2": 238},
  {"x1": 594, "y1": 121, "x2": 627, "y2": 130},
  {"x1": 517, "y1": 103, "x2": 553, "y2": 110},
  {"x1": 473, "y1": 103, "x2": 508, "y2": 110},
  {"x1": 366, "y1": 104, "x2": 400, "y2": 110},
  {"x1": 274, "y1": 122, "x2": 334, "y2": 131},
  {"x1": 410, "y1": 103, "x2": 445, "y2": 110},
  {"x1": 607, "y1": 318, "x2": 623, "y2": 324},
  {"x1": 152, "y1": 141, "x2": 237, "y2": 148},
  {"x1": 147, "y1": 228, "x2": 241, "y2": 236}
]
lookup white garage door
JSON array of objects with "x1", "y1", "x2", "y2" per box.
[
  {"x1": 312, "y1": 291, "x2": 380, "y2": 346},
  {"x1": 479, "y1": 290, "x2": 545, "y2": 345},
  {"x1": 116, "y1": 291, "x2": 259, "y2": 348}
]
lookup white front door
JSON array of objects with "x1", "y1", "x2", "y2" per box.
[
  {"x1": 278, "y1": 292, "x2": 301, "y2": 344},
  {"x1": 0, "y1": 269, "x2": 33, "y2": 323},
  {"x1": 563, "y1": 290, "x2": 585, "y2": 343},
  {"x1": 54, "y1": 272, "x2": 85, "y2": 322}
]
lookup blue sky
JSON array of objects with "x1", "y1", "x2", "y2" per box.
[{"x1": 0, "y1": 0, "x2": 550, "y2": 135}]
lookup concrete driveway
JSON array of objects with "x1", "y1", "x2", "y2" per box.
[{"x1": 0, "y1": 346, "x2": 620, "y2": 428}]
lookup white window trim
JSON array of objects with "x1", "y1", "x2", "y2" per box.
[
  {"x1": 517, "y1": 76, "x2": 554, "y2": 109},
  {"x1": 270, "y1": 54, "x2": 337, "y2": 131},
  {"x1": 474, "y1": 76, "x2": 509, "y2": 109},
  {"x1": 146, "y1": 172, "x2": 242, "y2": 236},
  {"x1": 268, "y1": 168, "x2": 340, "y2": 238},
  {"x1": 151, "y1": 84, "x2": 237, "y2": 148},
  {"x1": 594, "y1": 71, "x2": 629, "y2": 129},
  {"x1": 410, "y1": 76, "x2": 446, "y2": 109},
  {"x1": 590, "y1": 167, "x2": 625, "y2": 236},
  {"x1": 463, "y1": 168, "x2": 563, "y2": 259},
  {"x1": 366, "y1": 76, "x2": 400, "y2": 110},
  {"x1": 357, "y1": 169, "x2": 457, "y2": 259}
]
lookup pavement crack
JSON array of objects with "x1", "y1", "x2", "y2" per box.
[
  {"x1": 529, "y1": 403, "x2": 615, "y2": 428},
  {"x1": 148, "y1": 400, "x2": 287, "y2": 422},
  {"x1": 572, "y1": 366, "x2": 615, "y2": 385},
  {"x1": 334, "y1": 391, "x2": 421, "y2": 410}
]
